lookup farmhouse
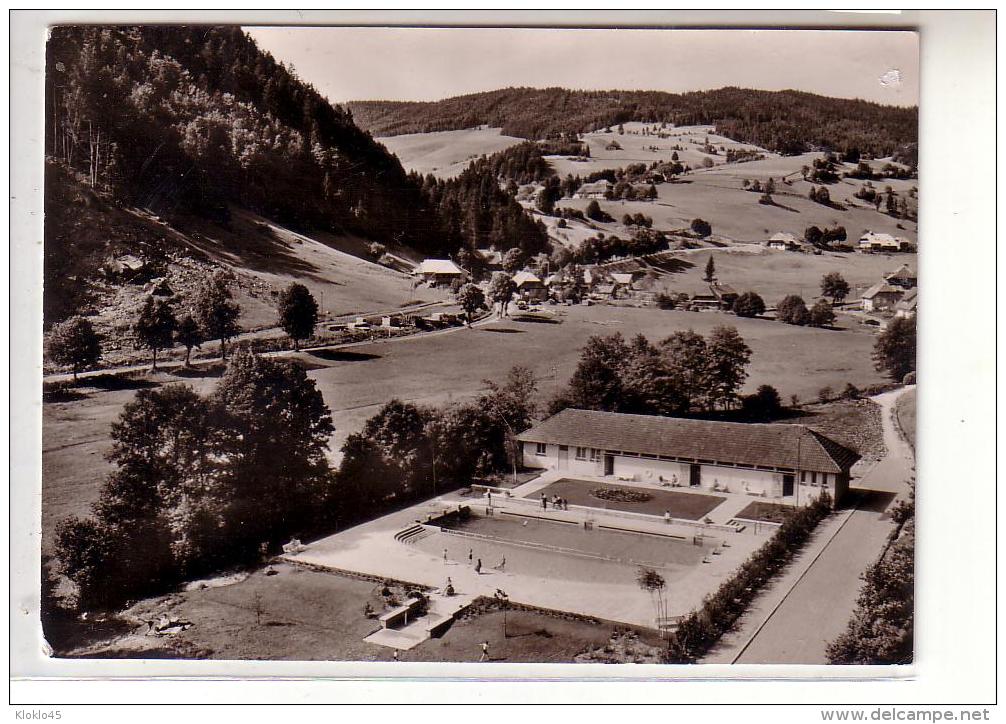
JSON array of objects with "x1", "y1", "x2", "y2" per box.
[
  {"x1": 575, "y1": 180, "x2": 614, "y2": 199},
  {"x1": 709, "y1": 282, "x2": 739, "y2": 309},
  {"x1": 512, "y1": 270, "x2": 547, "y2": 301},
  {"x1": 517, "y1": 409, "x2": 858, "y2": 507},
  {"x1": 858, "y1": 231, "x2": 907, "y2": 253},
  {"x1": 884, "y1": 264, "x2": 917, "y2": 289},
  {"x1": 861, "y1": 281, "x2": 904, "y2": 312},
  {"x1": 894, "y1": 287, "x2": 918, "y2": 318},
  {"x1": 767, "y1": 232, "x2": 800, "y2": 251},
  {"x1": 414, "y1": 259, "x2": 466, "y2": 286},
  {"x1": 477, "y1": 248, "x2": 504, "y2": 271}
]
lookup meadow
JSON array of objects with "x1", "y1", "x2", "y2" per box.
[
  {"x1": 42, "y1": 301, "x2": 891, "y2": 555},
  {"x1": 376, "y1": 127, "x2": 526, "y2": 179}
]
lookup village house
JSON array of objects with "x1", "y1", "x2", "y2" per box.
[
  {"x1": 688, "y1": 292, "x2": 722, "y2": 310},
  {"x1": 414, "y1": 259, "x2": 467, "y2": 287},
  {"x1": 884, "y1": 264, "x2": 918, "y2": 289},
  {"x1": 517, "y1": 409, "x2": 859, "y2": 507},
  {"x1": 893, "y1": 287, "x2": 918, "y2": 319},
  {"x1": 858, "y1": 231, "x2": 908, "y2": 253},
  {"x1": 512, "y1": 270, "x2": 548, "y2": 302},
  {"x1": 767, "y1": 232, "x2": 801, "y2": 251},
  {"x1": 861, "y1": 281, "x2": 904, "y2": 312},
  {"x1": 575, "y1": 180, "x2": 614, "y2": 199},
  {"x1": 477, "y1": 248, "x2": 504, "y2": 272},
  {"x1": 709, "y1": 282, "x2": 739, "y2": 310}
]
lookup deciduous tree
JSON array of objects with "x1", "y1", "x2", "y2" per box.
[
  {"x1": 872, "y1": 316, "x2": 916, "y2": 381},
  {"x1": 134, "y1": 296, "x2": 177, "y2": 370},
  {"x1": 277, "y1": 282, "x2": 318, "y2": 351},
  {"x1": 456, "y1": 283, "x2": 486, "y2": 327},
  {"x1": 192, "y1": 272, "x2": 241, "y2": 360},
  {"x1": 45, "y1": 315, "x2": 101, "y2": 380}
]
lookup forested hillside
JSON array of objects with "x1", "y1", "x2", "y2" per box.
[
  {"x1": 349, "y1": 86, "x2": 917, "y2": 158},
  {"x1": 46, "y1": 26, "x2": 442, "y2": 251}
]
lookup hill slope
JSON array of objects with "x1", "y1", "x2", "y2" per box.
[
  {"x1": 44, "y1": 161, "x2": 436, "y2": 363},
  {"x1": 349, "y1": 86, "x2": 918, "y2": 158},
  {"x1": 46, "y1": 26, "x2": 445, "y2": 257}
]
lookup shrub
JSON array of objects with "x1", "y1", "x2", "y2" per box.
[
  {"x1": 690, "y1": 218, "x2": 712, "y2": 238},
  {"x1": 818, "y1": 386, "x2": 833, "y2": 403},
  {"x1": 776, "y1": 295, "x2": 810, "y2": 325},
  {"x1": 733, "y1": 292, "x2": 765, "y2": 318},
  {"x1": 654, "y1": 292, "x2": 676, "y2": 310}
]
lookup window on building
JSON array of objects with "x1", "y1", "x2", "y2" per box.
[
  {"x1": 589, "y1": 448, "x2": 601, "y2": 462},
  {"x1": 535, "y1": 442, "x2": 547, "y2": 456},
  {"x1": 575, "y1": 447, "x2": 587, "y2": 460}
]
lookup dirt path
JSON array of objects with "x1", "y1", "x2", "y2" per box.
[{"x1": 704, "y1": 385, "x2": 915, "y2": 664}]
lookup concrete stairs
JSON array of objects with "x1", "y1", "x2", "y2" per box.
[{"x1": 394, "y1": 523, "x2": 433, "y2": 545}]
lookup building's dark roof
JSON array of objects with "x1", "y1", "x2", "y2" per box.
[{"x1": 517, "y1": 408, "x2": 860, "y2": 474}]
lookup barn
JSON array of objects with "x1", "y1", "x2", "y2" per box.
[{"x1": 517, "y1": 409, "x2": 859, "y2": 507}]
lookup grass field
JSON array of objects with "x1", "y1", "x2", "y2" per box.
[
  {"x1": 530, "y1": 480, "x2": 725, "y2": 520},
  {"x1": 42, "y1": 302, "x2": 891, "y2": 555},
  {"x1": 538, "y1": 121, "x2": 917, "y2": 247},
  {"x1": 59, "y1": 562, "x2": 659, "y2": 662},
  {"x1": 894, "y1": 387, "x2": 917, "y2": 449},
  {"x1": 376, "y1": 127, "x2": 526, "y2": 179}
]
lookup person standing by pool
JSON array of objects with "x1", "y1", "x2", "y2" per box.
[
  {"x1": 480, "y1": 640, "x2": 490, "y2": 662},
  {"x1": 541, "y1": 493, "x2": 547, "y2": 510},
  {"x1": 475, "y1": 558, "x2": 482, "y2": 575},
  {"x1": 443, "y1": 548, "x2": 448, "y2": 563},
  {"x1": 664, "y1": 510, "x2": 671, "y2": 525},
  {"x1": 468, "y1": 548, "x2": 473, "y2": 565}
]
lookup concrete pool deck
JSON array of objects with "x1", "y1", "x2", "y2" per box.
[{"x1": 281, "y1": 489, "x2": 770, "y2": 628}]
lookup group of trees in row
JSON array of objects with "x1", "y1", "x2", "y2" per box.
[
  {"x1": 548, "y1": 328, "x2": 753, "y2": 418},
  {"x1": 349, "y1": 87, "x2": 917, "y2": 159},
  {"x1": 45, "y1": 272, "x2": 324, "y2": 377}
]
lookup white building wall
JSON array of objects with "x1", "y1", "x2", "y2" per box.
[
  {"x1": 522, "y1": 442, "x2": 841, "y2": 507},
  {"x1": 613, "y1": 457, "x2": 688, "y2": 484},
  {"x1": 699, "y1": 465, "x2": 781, "y2": 496}
]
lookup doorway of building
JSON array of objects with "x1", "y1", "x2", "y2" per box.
[
  {"x1": 558, "y1": 445, "x2": 569, "y2": 470},
  {"x1": 603, "y1": 455, "x2": 614, "y2": 476},
  {"x1": 782, "y1": 474, "x2": 795, "y2": 497},
  {"x1": 689, "y1": 464, "x2": 701, "y2": 487}
]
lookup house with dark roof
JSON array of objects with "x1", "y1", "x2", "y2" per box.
[
  {"x1": 884, "y1": 264, "x2": 917, "y2": 290},
  {"x1": 894, "y1": 287, "x2": 918, "y2": 318},
  {"x1": 516, "y1": 409, "x2": 859, "y2": 507}
]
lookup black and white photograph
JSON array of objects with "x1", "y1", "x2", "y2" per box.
[{"x1": 9, "y1": 9, "x2": 997, "y2": 709}]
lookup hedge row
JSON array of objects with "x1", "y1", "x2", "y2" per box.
[{"x1": 665, "y1": 492, "x2": 833, "y2": 663}]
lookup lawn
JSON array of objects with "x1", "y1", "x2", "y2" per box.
[
  {"x1": 894, "y1": 388, "x2": 916, "y2": 449},
  {"x1": 57, "y1": 562, "x2": 660, "y2": 663},
  {"x1": 529, "y1": 479, "x2": 725, "y2": 520},
  {"x1": 735, "y1": 501, "x2": 796, "y2": 524}
]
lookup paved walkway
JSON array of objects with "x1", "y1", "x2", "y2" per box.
[
  {"x1": 702, "y1": 386, "x2": 915, "y2": 664},
  {"x1": 283, "y1": 490, "x2": 767, "y2": 629}
]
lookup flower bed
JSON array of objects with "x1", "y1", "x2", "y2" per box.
[{"x1": 591, "y1": 487, "x2": 653, "y2": 504}]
